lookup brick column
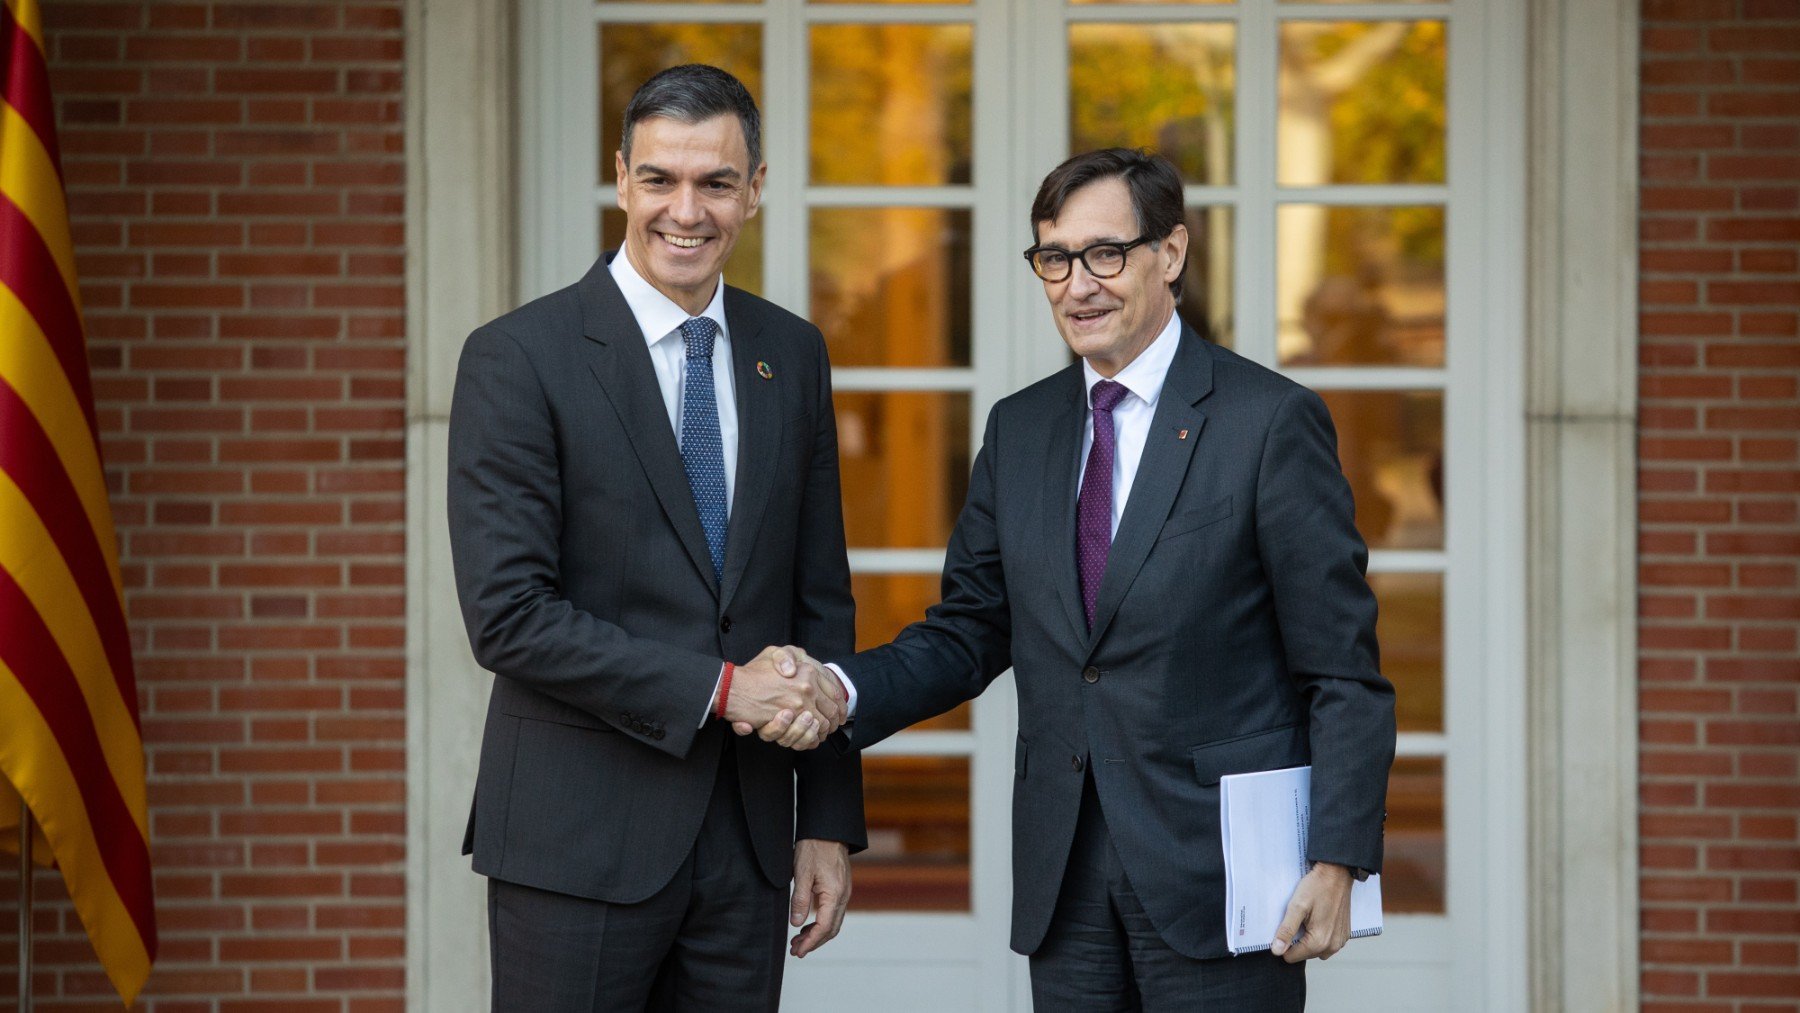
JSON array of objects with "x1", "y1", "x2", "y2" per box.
[
  {"x1": 1, "y1": 2, "x2": 408, "y2": 1008},
  {"x1": 1638, "y1": 1, "x2": 1800, "y2": 1008}
]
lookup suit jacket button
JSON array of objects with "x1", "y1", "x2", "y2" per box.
[
  {"x1": 1082, "y1": 666, "x2": 1100, "y2": 684},
  {"x1": 1071, "y1": 755, "x2": 1084, "y2": 772},
  {"x1": 653, "y1": 727, "x2": 666, "y2": 741},
  {"x1": 720, "y1": 616, "x2": 733, "y2": 633}
]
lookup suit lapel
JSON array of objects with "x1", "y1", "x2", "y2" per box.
[
  {"x1": 578, "y1": 259, "x2": 720, "y2": 596},
  {"x1": 1040, "y1": 370, "x2": 1091, "y2": 647},
  {"x1": 1086, "y1": 327, "x2": 1214, "y2": 651},
  {"x1": 719, "y1": 290, "x2": 777, "y2": 610}
]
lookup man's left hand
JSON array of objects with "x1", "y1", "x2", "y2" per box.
[
  {"x1": 789, "y1": 838, "x2": 851, "y2": 958},
  {"x1": 1269, "y1": 861, "x2": 1353, "y2": 963}
]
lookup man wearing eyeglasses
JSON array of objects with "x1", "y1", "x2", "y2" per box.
[{"x1": 748, "y1": 148, "x2": 1394, "y2": 1009}]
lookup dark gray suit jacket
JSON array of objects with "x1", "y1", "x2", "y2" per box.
[
  {"x1": 448, "y1": 256, "x2": 866, "y2": 904},
  {"x1": 840, "y1": 326, "x2": 1393, "y2": 959}
]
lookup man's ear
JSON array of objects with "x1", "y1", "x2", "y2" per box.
[
  {"x1": 746, "y1": 161, "x2": 768, "y2": 219},
  {"x1": 1160, "y1": 223, "x2": 1190, "y2": 286}
]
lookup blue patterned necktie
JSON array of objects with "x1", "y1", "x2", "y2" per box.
[{"x1": 679, "y1": 317, "x2": 728, "y2": 580}]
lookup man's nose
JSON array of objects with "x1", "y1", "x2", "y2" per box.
[
  {"x1": 1065, "y1": 259, "x2": 1102, "y2": 298},
  {"x1": 670, "y1": 184, "x2": 704, "y2": 225}
]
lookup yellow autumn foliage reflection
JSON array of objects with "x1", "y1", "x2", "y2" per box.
[
  {"x1": 1069, "y1": 23, "x2": 1236, "y2": 185},
  {"x1": 810, "y1": 23, "x2": 973, "y2": 187}
]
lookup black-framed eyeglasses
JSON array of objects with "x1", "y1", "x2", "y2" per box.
[{"x1": 1022, "y1": 234, "x2": 1153, "y2": 283}]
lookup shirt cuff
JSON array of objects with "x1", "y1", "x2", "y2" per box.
[
  {"x1": 824, "y1": 663, "x2": 857, "y2": 718},
  {"x1": 700, "y1": 662, "x2": 726, "y2": 728}
]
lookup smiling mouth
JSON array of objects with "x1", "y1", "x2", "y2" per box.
[
  {"x1": 1069, "y1": 308, "x2": 1114, "y2": 323},
  {"x1": 661, "y1": 233, "x2": 709, "y2": 249}
]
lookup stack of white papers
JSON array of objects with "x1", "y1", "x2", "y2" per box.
[{"x1": 1220, "y1": 764, "x2": 1383, "y2": 956}]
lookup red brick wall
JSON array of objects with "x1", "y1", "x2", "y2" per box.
[
  {"x1": 1, "y1": 2, "x2": 407, "y2": 1009},
  {"x1": 1639, "y1": 1, "x2": 1800, "y2": 1009}
]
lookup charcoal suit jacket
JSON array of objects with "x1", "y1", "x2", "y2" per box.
[
  {"x1": 839, "y1": 325, "x2": 1394, "y2": 959},
  {"x1": 448, "y1": 256, "x2": 866, "y2": 902}
]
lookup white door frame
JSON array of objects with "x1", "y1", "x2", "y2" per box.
[{"x1": 403, "y1": 0, "x2": 1638, "y2": 1008}]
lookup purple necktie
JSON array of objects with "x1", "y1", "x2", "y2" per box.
[{"x1": 1077, "y1": 379, "x2": 1130, "y2": 630}]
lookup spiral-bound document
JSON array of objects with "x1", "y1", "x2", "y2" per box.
[{"x1": 1220, "y1": 764, "x2": 1383, "y2": 956}]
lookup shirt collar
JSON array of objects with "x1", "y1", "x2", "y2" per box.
[
  {"x1": 609, "y1": 247, "x2": 730, "y2": 348},
  {"x1": 1082, "y1": 308, "x2": 1182, "y2": 410}
]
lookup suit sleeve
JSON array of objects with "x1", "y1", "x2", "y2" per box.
[
  {"x1": 447, "y1": 325, "x2": 723, "y2": 759},
  {"x1": 1255, "y1": 385, "x2": 1396, "y2": 873},
  {"x1": 789, "y1": 330, "x2": 867, "y2": 851},
  {"x1": 837, "y1": 405, "x2": 1016, "y2": 749}
]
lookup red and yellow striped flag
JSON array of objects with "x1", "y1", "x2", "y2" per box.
[{"x1": 1, "y1": 0, "x2": 157, "y2": 1001}]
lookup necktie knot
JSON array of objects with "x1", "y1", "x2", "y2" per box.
[
  {"x1": 681, "y1": 317, "x2": 718, "y2": 363},
  {"x1": 1090, "y1": 378, "x2": 1129, "y2": 414}
]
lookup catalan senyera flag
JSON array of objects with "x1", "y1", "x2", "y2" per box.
[{"x1": 1, "y1": 0, "x2": 157, "y2": 1002}]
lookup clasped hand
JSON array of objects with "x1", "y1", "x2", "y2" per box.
[{"x1": 722, "y1": 646, "x2": 844, "y2": 750}]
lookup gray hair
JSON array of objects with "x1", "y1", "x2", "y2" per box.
[{"x1": 621, "y1": 64, "x2": 762, "y2": 170}]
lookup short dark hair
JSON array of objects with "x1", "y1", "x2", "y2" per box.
[
  {"x1": 621, "y1": 64, "x2": 762, "y2": 170},
  {"x1": 1030, "y1": 148, "x2": 1186, "y2": 299}
]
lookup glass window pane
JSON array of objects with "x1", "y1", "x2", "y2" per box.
[
  {"x1": 1316, "y1": 390, "x2": 1443, "y2": 551},
  {"x1": 850, "y1": 573, "x2": 971, "y2": 731},
  {"x1": 811, "y1": 208, "x2": 970, "y2": 368},
  {"x1": 1070, "y1": 24, "x2": 1235, "y2": 186},
  {"x1": 1385, "y1": 755, "x2": 1445, "y2": 914},
  {"x1": 598, "y1": 24, "x2": 762, "y2": 182},
  {"x1": 810, "y1": 24, "x2": 973, "y2": 186},
  {"x1": 1278, "y1": 21, "x2": 1446, "y2": 186},
  {"x1": 602, "y1": 206, "x2": 764, "y2": 297},
  {"x1": 1371, "y1": 572, "x2": 1441, "y2": 734},
  {"x1": 1179, "y1": 205, "x2": 1233, "y2": 349},
  {"x1": 1277, "y1": 204, "x2": 1444, "y2": 367},
  {"x1": 855, "y1": 756, "x2": 970, "y2": 911},
  {"x1": 837, "y1": 391, "x2": 970, "y2": 549}
]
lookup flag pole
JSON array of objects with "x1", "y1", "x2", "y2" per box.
[{"x1": 17, "y1": 799, "x2": 31, "y2": 1011}]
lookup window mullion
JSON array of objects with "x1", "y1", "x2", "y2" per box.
[
  {"x1": 1235, "y1": 1, "x2": 1279, "y2": 369},
  {"x1": 765, "y1": 0, "x2": 809, "y2": 316}
]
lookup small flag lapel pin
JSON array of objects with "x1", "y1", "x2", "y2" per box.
[
  {"x1": 1177, "y1": 428, "x2": 1189, "y2": 440},
  {"x1": 757, "y1": 360, "x2": 774, "y2": 380}
]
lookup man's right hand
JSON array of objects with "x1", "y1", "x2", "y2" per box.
[{"x1": 723, "y1": 646, "x2": 844, "y2": 750}]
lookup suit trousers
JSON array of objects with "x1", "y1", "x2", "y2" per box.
[
  {"x1": 487, "y1": 746, "x2": 788, "y2": 1012},
  {"x1": 1029, "y1": 772, "x2": 1305, "y2": 1013}
]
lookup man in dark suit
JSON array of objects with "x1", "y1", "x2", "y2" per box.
[
  {"x1": 448, "y1": 65, "x2": 863, "y2": 1011},
  {"x1": 751, "y1": 149, "x2": 1394, "y2": 1010}
]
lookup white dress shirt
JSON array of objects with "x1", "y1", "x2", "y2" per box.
[
  {"x1": 834, "y1": 309, "x2": 1184, "y2": 719},
  {"x1": 610, "y1": 248, "x2": 738, "y2": 512}
]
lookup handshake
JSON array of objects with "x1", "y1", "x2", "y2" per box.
[{"x1": 720, "y1": 646, "x2": 844, "y2": 751}]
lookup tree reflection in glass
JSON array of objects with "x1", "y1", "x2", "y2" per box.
[
  {"x1": 810, "y1": 24, "x2": 973, "y2": 187},
  {"x1": 1070, "y1": 23, "x2": 1236, "y2": 186}
]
